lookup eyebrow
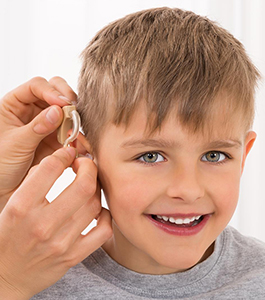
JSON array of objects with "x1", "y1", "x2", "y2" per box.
[
  {"x1": 121, "y1": 138, "x2": 242, "y2": 149},
  {"x1": 204, "y1": 139, "x2": 242, "y2": 149},
  {"x1": 121, "y1": 138, "x2": 177, "y2": 148}
]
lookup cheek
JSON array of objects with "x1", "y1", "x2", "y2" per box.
[
  {"x1": 208, "y1": 170, "x2": 241, "y2": 218},
  {"x1": 99, "y1": 164, "x2": 158, "y2": 215}
]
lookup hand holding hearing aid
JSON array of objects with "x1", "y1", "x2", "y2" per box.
[
  {"x1": 0, "y1": 146, "x2": 112, "y2": 299},
  {"x1": 0, "y1": 76, "x2": 77, "y2": 210},
  {"x1": 0, "y1": 78, "x2": 112, "y2": 298}
]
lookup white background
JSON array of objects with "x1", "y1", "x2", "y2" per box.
[{"x1": 1, "y1": 0, "x2": 265, "y2": 241}]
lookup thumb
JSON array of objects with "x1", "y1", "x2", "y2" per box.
[{"x1": 25, "y1": 105, "x2": 63, "y2": 146}]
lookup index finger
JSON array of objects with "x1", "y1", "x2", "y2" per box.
[
  {"x1": 9, "y1": 147, "x2": 77, "y2": 210},
  {"x1": 4, "y1": 77, "x2": 74, "y2": 107}
]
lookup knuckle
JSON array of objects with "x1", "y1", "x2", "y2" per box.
[
  {"x1": 49, "y1": 76, "x2": 66, "y2": 85},
  {"x1": 7, "y1": 202, "x2": 27, "y2": 219},
  {"x1": 64, "y1": 253, "x2": 79, "y2": 268},
  {"x1": 29, "y1": 164, "x2": 38, "y2": 173},
  {"x1": 29, "y1": 76, "x2": 46, "y2": 85},
  {"x1": 41, "y1": 155, "x2": 65, "y2": 173},
  {"x1": 49, "y1": 240, "x2": 68, "y2": 257},
  {"x1": 45, "y1": 86, "x2": 59, "y2": 96},
  {"x1": 31, "y1": 223, "x2": 51, "y2": 242},
  {"x1": 26, "y1": 165, "x2": 38, "y2": 178},
  {"x1": 76, "y1": 175, "x2": 96, "y2": 198},
  {"x1": 30, "y1": 76, "x2": 45, "y2": 82}
]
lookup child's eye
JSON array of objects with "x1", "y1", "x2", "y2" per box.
[
  {"x1": 201, "y1": 151, "x2": 229, "y2": 163},
  {"x1": 138, "y1": 152, "x2": 165, "y2": 164}
]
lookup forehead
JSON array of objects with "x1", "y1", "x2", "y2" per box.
[{"x1": 101, "y1": 100, "x2": 246, "y2": 149}]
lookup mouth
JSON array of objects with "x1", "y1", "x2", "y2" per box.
[
  {"x1": 151, "y1": 214, "x2": 204, "y2": 227},
  {"x1": 147, "y1": 214, "x2": 211, "y2": 236}
]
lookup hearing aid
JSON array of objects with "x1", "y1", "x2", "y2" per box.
[{"x1": 57, "y1": 105, "x2": 81, "y2": 147}]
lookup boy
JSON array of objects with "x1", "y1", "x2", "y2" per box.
[{"x1": 33, "y1": 7, "x2": 265, "y2": 299}]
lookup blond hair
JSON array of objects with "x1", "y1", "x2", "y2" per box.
[{"x1": 78, "y1": 7, "x2": 260, "y2": 153}]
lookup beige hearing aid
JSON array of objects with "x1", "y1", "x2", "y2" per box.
[{"x1": 57, "y1": 105, "x2": 81, "y2": 147}]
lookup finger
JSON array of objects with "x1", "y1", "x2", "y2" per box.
[
  {"x1": 33, "y1": 105, "x2": 62, "y2": 135},
  {"x1": 12, "y1": 147, "x2": 77, "y2": 208},
  {"x1": 54, "y1": 181, "x2": 102, "y2": 243},
  {"x1": 14, "y1": 104, "x2": 64, "y2": 158},
  {"x1": 49, "y1": 77, "x2": 77, "y2": 104},
  {"x1": 25, "y1": 164, "x2": 39, "y2": 180},
  {"x1": 6, "y1": 77, "x2": 73, "y2": 107},
  {"x1": 47, "y1": 156, "x2": 97, "y2": 221},
  {"x1": 16, "y1": 106, "x2": 63, "y2": 150},
  {"x1": 66, "y1": 208, "x2": 113, "y2": 266},
  {"x1": 51, "y1": 195, "x2": 102, "y2": 248},
  {"x1": 31, "y1": 131, "x2": 63, "y2": 166}
]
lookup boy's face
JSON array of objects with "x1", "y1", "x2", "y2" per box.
[{"x1": 95, "y1": 101, "x2": 256, "y2": 274}]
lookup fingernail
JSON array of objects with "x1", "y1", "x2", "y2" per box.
[
  {"x1": 46, "y1": 106, "x2": 60, "y2": 124},
  {"x1": 58, "y1": 95, "x2": 73, "y2": 104},
  {"x1": 58, "y1": 96, "x2": 74, "y2": 105}
]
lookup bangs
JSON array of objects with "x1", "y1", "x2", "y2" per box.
[{"x1": 78, "y1": 7, "x2": 260, "y2": 153}]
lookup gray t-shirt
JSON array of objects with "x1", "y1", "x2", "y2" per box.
[{"x1": 32, "y1": 226, "x2": 265, "y2": 299}]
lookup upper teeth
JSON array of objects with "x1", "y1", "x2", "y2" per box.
[{"x1": 157, "y1": 215, "x2": 201, "y2": 224}]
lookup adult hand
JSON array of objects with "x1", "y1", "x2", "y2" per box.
[
  {"x1": 0, "y1": 147, "x2": 112, "y2": 299},
  {"x1": 0, "y1": 77, "x2": 76, "y2": 209}
]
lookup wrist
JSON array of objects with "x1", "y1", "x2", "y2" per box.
[{"x1": 0, "y1": 279, "x2": 30, "y2": 300}]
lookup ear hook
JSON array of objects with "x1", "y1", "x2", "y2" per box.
[{"x1": 57, "y1": 105, "x2": 81, "y2": 147}]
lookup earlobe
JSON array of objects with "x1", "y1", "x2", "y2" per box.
[{"x1": 241, "y1": 131, "x2": 257, "y2": 174}]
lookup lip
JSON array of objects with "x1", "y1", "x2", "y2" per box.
[{"x1": 146, "y1": 214, "x2": 212, "y2": 236}]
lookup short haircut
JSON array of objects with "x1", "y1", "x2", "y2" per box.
[{"x1": 77, "y1": 7, "x2": 260, "y2": 153}]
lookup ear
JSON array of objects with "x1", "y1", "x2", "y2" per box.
[
  {"x1": 241, "y1": 130, "x2": 257, "y2": 174},
  {"x1": 72, "y1": 132, "x2": 93, "y2": 156}
]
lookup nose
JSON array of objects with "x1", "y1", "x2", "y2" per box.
[{"x1": 166, "y1": 163, "x2": 205, "y2": 203}]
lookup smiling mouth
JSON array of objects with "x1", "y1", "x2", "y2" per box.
[{"x1": 151, "y1": 214, "x2": 204, "y2": 228}]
